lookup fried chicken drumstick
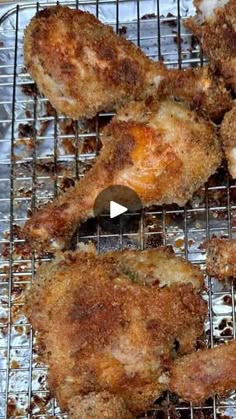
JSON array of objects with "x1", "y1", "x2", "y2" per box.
[
  {"x1": 24, "y1": 6, "x2": 232, "y2": 121},
  {"x1": 24, "y1": 5, "x2": 164, "y2": 119},
  {"x1": 25, "y1": 247, "x2": 207, "y2": 418},
  {"x1": 23, "y1": 99, "x2": 221, "y2": 251},
  {"x1": 170, "y1": 340, "x2": 236, "y2": 404},
  {"x1": 206, "y1": 238, "x2": 236, "y2": 279},
  {"x1": 185, "y1": 0, "x2": 236, "y2": 92}
]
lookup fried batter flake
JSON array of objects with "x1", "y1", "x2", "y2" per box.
[{"x1": 206, "y1": 238, "x2": 236, "y2": 279}]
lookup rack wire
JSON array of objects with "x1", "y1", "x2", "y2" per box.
[{"x1": 0, "y1": 0, "x2": 236, "y2": 417}]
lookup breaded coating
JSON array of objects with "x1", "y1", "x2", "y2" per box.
[
  {"x1": 69, "y1": 392, "x2": 134, "y2": 419},
  {"x1": 159, "y1": 66, "x2": 233, "y2": 123},
  {"x1": 220, "y1": 106, "x2": 236, "y2": 178},
  {"x1": 185, "y1": 0, "x2": 236, "y2": 92},
  {"x1": 25, "y1": 248, "x2": 206, "y2": 418},
  {"x1": 24, "y1": 6, "x2": 232, "y2": 121},
  {"x1": 23, "y1": 98, "x2": 222, "y2": 251},
  {"x1": 108, "y1": 247, "x2": 204, "y2": 290},
  {"x1": 24, "y1": 6, "x2": 165, "y2": 119},
  {"x1": 206, "y1": 238, "x2": 236, "y2": 279},
  {"x1": 169, "y1": 340, "x2": 236, "y2": 404}
]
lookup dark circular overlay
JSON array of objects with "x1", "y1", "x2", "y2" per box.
[{"x1": 93, "y1": 185, "x2": 142, "y2": 234}]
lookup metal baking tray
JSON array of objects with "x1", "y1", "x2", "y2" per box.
[{"x1": 0, "y1": 0, "x2": 236, "y2": 417}]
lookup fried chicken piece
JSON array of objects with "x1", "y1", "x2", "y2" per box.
[
  {"x1": 24, "y1": 6, "x2": 165, "y2": 120},
  {"x1": 185, "y1": 0, "x2": 236, "y2": 92},
  {"x1": 25, "y1": 247, "x2": 206, "y2": 418},
  {"x1": 159, "y1": 66, "x2": 233, "y2": 123},
  {"x1": 169, "y1": 340, "x2": 236, "y2": 404},
  {"x1": 220, "y1": 106, "x2": 236, "y2": 178},
  {"x1": 206, "y1": 238, "x2": 236, "y2": 279},
  {"x1": 23, "y1": 98, "x2": 222, "y2": 251},
  {"x1": 24, "y1": 6, "x2": 232, "y2": 121}
]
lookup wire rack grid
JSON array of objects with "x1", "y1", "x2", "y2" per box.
[{"x1": 0, "y1": 0, "x2": 236, "y2": 418}]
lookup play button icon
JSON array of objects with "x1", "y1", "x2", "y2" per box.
[
  {"x1": 110, "y1": 201, "x2": 127, "y2": 219},
  {"x1": 93, "y1": 185, "x2": 142, "y2": 234}
]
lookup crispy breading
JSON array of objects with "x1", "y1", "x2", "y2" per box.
[
  {"x1": 159, "y1": 66, "x2": 233, "y2": 123},
  {"x1": 107, "y1": 247, "x2": 204, "y2": 290},
  {"x1": 206, "y1": 238, "x2": 236, "y2": 279},
  {"x1": 24, "y1": 248, "x2": 206, "y2": 418},
  {"x1": 185, "y1": 0, "x2": 236, "y2": 92},
  {"x1": 24, "y1": 6, "x2": 165, "y2": 119},
  {"x1": 220, "y1": 106, "x2": 236, "y2": 178},
  {"x1": 23, "y1": 98, "x2": 222, "y2": 251},
  {"x1": 169, "y1": 340, "x2": 236, "y2": 404},
  {"x1": 69, "y1": 392, "x2": 134, "y2": 419},
  {"x1": 24, "y1": 6, "x2": 232, "y2": 121}
]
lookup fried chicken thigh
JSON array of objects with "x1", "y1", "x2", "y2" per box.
[
  {"x1": 25, "y1": 247, "x2": 207, "y2": 418},
  {"x1": 206, "y1": 238, "x2": 236, "y2": 279},
  {"x1": 169, "y1": 340, "x2": 236, "y2": 404},
  {"x1": 24, "y1": 6, "x2": 232, "y2": 120},
  {"x1": 220, "y1": 106, "x2": 236, "y2": 178},
  {"x1": 23, "y1": 99, "x2": 222, "y2": 251},
  {"x1": 185, "y1": 0, "x2": 236, "y2": 92}
]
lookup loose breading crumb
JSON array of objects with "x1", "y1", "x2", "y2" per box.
[{"x1": 206, "y1": 238, "x2": 236, "y2": 279}]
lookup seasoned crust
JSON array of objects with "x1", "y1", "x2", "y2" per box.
[
  {"x1": 22, "y1": 123, "x2": 137, "y2": 250},
  {"x1": 105, "y1": 246, "x2": 204, "y2": 289},
  {"x1": 23, "y1": 98, "x2": 222, "y2": 252},
  {"x1": 206, "y1": 238, "x2": 236, "y2": 279},
  {"x1": 24, "y1": 5, "x2": 164, "y2": 119},
  {"x1": 159, "y1": 66, "x2": 233, "y2": 123},
  {"x1": 69, "y1": 392, "x2": 134, "y2": 419},
  {"x1": 24, "y1": 248, "x2": 207, "y2": 416},
  {"x1": 105, "y1": 99, "x2": 221, "y2": 208},
  {"x1": 185, "y1": 0, "x2": 236, "y2": 91},
  {"x1": 220, "y1": 106, "x2": 236, "y2": 179},
  {"x1": 169, "y1": 340, "x2": 236, "y2": 404}
]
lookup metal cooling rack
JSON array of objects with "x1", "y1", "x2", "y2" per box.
[{"x1": 0, "y1": 0, "x2": 236, "y2": 417}]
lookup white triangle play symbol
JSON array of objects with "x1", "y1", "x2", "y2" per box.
[{"x1": 110, "y1": 201, "x2": 128, "y2": 219}]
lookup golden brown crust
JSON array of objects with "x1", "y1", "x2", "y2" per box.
[
  {"x1": 169, "y1": 340, "x2": 236, "y2": 404},
  {"x1": 24, "y1": 6, "x2": 164, "y2": 119},
  {"x1": 220, "y1": 106, "x2": 236, "y2": 178},
  {"x1": 23, "y1": 98, "x2": 222, "y2": 252},
  {"x1": 206, "y1": 238, "x2": 236, "y2": 279},
  {"x1": 105, "y1": 246, "x2": 204, "y2": 290},
  {"x1": 25, "y1": 248, "x2": 206, "y2": 416},
  {"x1": 159, "y1": 66, "x2": 233, "y2": 123},
  {"x1": 185, "y1": 0, "x2": 236, "y2": 91},
  {"x1": 69, "y1": 392, "x2": 134, "y2": 419},
  {"x1": 23, "y1": 123, "x2": 137, "y2": 250}
]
